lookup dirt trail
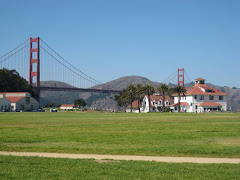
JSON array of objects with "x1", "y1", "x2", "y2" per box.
[{"x1": 0, "y1": 151, "x2": 239, "y2": 164}]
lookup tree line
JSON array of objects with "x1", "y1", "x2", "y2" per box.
[
  {"x1": 0, "y1": 68, "x2": 38, "y2": 99},
  {"x1": 114, "y1": 83, "x2": 186, "y2": 113}
]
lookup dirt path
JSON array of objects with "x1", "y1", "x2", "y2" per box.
[{"x1": 0, "y1": 151, "x2": 239, "y2": 164}]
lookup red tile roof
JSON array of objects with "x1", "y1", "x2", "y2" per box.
[
  {"x1": 146, "y1": 95, "x2": 172, "y2": 107},
  {"x1": 173, "y1": 83, "x2": 228, "y2": 96},
  {"x1": 127, "y1": 100, "x2": 142, "y2": 109},
  {"x1": 6, "y1": 97, "x2": 24, "y2": 103},
  {"x1": 169, "y1": 102, "x2": 190, "y2": 107},
  {"x1": 199, "y1": 102, "x2": 223, "y2": 107},
  {"x1": 195, "y1": 78, "x2": 206, "y2": 81},
  {"x1": 146, "y1": 95, "x2": 172, "y2": 102},
  {"x1": 0, "y1": 92, "x2": 27, "y2": 94},
  {"x1": 127, "y1": 95, "x2": 172, "y2": 109},
  {"x1": 186, "y1": 84, "x2": 228, "y2": 95},
  {"x1": 60, "y1": 104, "x2": 74, "y2": 107}
]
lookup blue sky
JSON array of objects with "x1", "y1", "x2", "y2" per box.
[{"x1": 0, "y1": 0, "x2": 239, "y2": 87}]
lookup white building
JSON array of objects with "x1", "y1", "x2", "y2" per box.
[
  {"x1": 0, "y1": 94, "x2": 11, "y2": 111},
  {"x1": 126, "y1": 94, "x2": 172, "y2": 113},
  {"x1": 0, "y1": 92, "x2": 39, "y2": 111},
  {"x1": 170, "y1": 78, "x2": 228, "y2": 112},
  {"x1": 60, "y1": 104, "x2": 74, "y2": 110}
]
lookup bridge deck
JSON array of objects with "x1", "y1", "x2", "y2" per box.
[{"x1": 35, "y1": 87, "x2": 122, "y2": 94}]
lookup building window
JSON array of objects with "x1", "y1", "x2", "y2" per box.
[
  {"x1": 152, "y1": 101, "x2": 155, "y2": 105},
  {"x1": 194, "y1": 95, "x2": 197, "y2": 99},
  {"x1": 165, "y1": 101, "x2": 169, "y2": 106},
  {"x1": 209, "y1": 95, "x2": 214, "y2": 100},
  {"x1": 200, "y1": 95, "x2": 204, "y2": 100},
  {"x1": 159, "y1": 100, "x2": 162, "y2": 105},
  {"x1": 219, "y1": 96, "x2": 223, "y2": 100}
]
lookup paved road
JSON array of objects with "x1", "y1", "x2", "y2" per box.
[{"x1": 0, "y1": 151, "x2": 240, "y2": 164}]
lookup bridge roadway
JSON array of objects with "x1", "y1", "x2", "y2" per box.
[{"x1": 35, "y1": 87, "x2": 122, "y2": 94}]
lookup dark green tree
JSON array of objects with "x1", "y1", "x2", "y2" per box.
[
  {"x1": 74, "y1": 99, "x2": 87, "y2": 109},
  {"x1": 157, "y1": 84, "x2": 170, "y2": 112},
  {"x1": 114, "y1": 89, "x2": 129, "y2": 110},
  {"x1": 144, "y1": 84, "x2": 155, "y2": 112},
  {"x1": 135, "y1": 84, "x2": 145, "y2": 113},
  {"x1": 45, "y1": 102, "x2": 56, "y2": 107},
  {"x1": 126, "y1": 84, "x2": 136, "y2": 112},
  {"x1": 0, "y1": 68, "x2": 38, "y2": 99}
]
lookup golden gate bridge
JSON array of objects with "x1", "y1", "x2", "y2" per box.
[
  {"x1": 0, "y1": 37, "x2": 122, "y2": 98},
  {"x1": 0, "y1": 37, "x2": 193, "y2": 103}
]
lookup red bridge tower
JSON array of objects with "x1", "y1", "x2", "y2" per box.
[
  {"x1": 178, "y1": 68, "x2": 184, "y2": 87},
  {"x1": 29, "y1": 37, "x2": 40, "y2": 100}
]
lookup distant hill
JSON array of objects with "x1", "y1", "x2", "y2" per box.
[
  {"x1": 93, "y1": 76, "x2": 160, "y2": 90},
  {"x1": 39, "y1": 76, "x2": 240, "y2": 111},
  {"x1": 40, "y1": 81, "x2": 75, "y2": 88}
]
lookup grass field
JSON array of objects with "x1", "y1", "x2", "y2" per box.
[
  {"x1": 0, "y1": 112, "x2": 239, "y2": 158},
  {"x1": 0, "y1": 155, "x2": 240, "y2": 180}
]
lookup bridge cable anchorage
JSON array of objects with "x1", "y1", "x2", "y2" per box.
[
  {"x1": 0, "y1": 44, "x2": 29, "y2": 64},
  {"x1": 0, "y1": 39, "x2": 29, "y2": 59},
  {"x1": 40, "y1": 39, "x2": 119, "y2": 90}
]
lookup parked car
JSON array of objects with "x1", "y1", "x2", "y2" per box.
[
  {"x1": 1, "y1": 109, "x2": 9, "y2": 112},
  {"x1": 39, "y1": 109, "x2": 45, "y2": 112},
  {"x1": 50, "y1": 109, "x2": 58, "y2": 112},
  {"x1": 15, "y1": 109, "x2": 20, "y2": 112}
]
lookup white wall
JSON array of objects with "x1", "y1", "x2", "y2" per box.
[
  {"x1": 15, "y1": 97, "x2": 39, "y2": 111},
  {"x1": 174, "y1": 95, "x2": 227, "y2": 112},
  {"x1": 0, "y1": 97, "x2": 11, "y2": 111}
]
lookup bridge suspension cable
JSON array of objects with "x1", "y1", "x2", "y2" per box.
[
  {"x1": 0, "y1": 39, "x2": 29, "y2": 60},
  {"x1": 184, "y1": 70, "x2": 193, "y2": 85},
  {"x1": 40, "y1": 38, "x2": 118, "y2": 90},
  {"x1": 40, "y1": 39, "x2": 103, "y2": 85},
  {"x1": 40, "y1": 46, "x2": 102, "y2": 86},
  {"x1": 161, "y1": 71, "x2": 178, "y2": 85}
]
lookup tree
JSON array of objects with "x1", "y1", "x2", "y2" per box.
[
  {"x1": 135, "y1": 84, "x2": 145, "y2": 113},
  {"x1": 114, "y1": 89, "x2": 129, "y2": 110},
  {"x1": 74, "y1": 99, "x2": 87, "y2": 110},
  {"x1": 126, "y1": 84, "x2": 136, "y2": 112},
  {"x1": 0, "y1": 68, "x2": 38, "y2": 99},
  {"x1": 172, "y1": 85, "x2": 186, "y2": 112},
  {"x1": 144, "y1": 84, "x2": 155, "y2": 112},
  {"x1": 45, "y1": 102, "x2": 56, "y2": 108},
  {"x1": 157, "y1": 84, "x2": 170, "y2": 112}
]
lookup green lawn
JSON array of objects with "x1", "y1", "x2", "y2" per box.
[
  {"x1": 0, "y1": 112, "x2": 240, "y2": 158},
  {"x1": 0, "y1": 155, "x2": 239, "y2": 180}
]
